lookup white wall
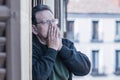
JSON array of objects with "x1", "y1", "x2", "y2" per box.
[{"x1": 74, "y1": 18, "x2": 118, "y2": 43}]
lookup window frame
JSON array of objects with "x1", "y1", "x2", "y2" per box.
[
  {"x1": 66, "y1": 21, "x2": 75, "y2": 42},
  {"x1": 114, "y1": 50, "x2": 120, "y2": 75},
  {"x1": 91, "y1": 21, "x2": 103, "y2": 43},
  {"x1": 115, "y1": 21, "x2": 120, "y2": 42},
  {"x1": 91, "y1": 50, "x2": 99, "y2": 75},
  {"x1": 91, "y1": 50, "x2": 106, "y2": 76}
]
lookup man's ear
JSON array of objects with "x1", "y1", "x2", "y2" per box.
[{"x1": 32, "y1": 25, "x2": 38, "y2": 35}]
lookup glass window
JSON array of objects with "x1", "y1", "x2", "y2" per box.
[
  {"x1": 66, "y1": 21, "x2": 74, "y2": 41},
  {"x1": 91, "y1": 21, "x2": 103, "y2": 42},
  {"x1": 91, "y1": 50, "x2": 99, "y2": 74},
  {"x1": 54, "y1": 0, "x2": 67, "y2": 33},
  {"x1": 115, "y1": 21, "x2": 120, "y2": 42},
  {"x1": 114, "y1": 50, "x2": 120, "y2": 75},
  {"x1": 92, "y1": 21, "x2": 99, "y2": 40},
  {"x1": 116, "y1": 21, "x2": 120, "y2": 36}
]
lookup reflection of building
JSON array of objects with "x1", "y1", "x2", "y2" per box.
[{"x1": 67, "y1": 0, "x2": 120, "y2": 80}]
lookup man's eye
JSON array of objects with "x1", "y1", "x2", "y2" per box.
[{"x1": 39, "y1": 21, "x2": 46, "y2": 24}]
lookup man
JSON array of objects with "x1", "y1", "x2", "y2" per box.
[{"x1": 32, "y1": 4, "x2": 91, "y2": 80}]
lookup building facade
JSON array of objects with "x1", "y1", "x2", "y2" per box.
[{"x1": 67, "y1": 0, "x2": 120, "y2": 80}]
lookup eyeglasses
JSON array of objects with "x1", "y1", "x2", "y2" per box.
[{"x1": 36, "y1": 19, "x2": 58, "y2": 25}]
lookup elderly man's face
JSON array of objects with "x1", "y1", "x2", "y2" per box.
[{"x1": 35, "y1": 10, "x2": 58, "y2": 39}]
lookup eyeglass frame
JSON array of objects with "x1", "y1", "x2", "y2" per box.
[{"x1": 36, "y1": 19, "x2": 59, "y2": 25}]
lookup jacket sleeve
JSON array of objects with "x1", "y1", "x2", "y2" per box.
[
  {"x1": 59, "y1": 39, "x2": 91, "y2": 76},
  {"x1": 32, "y1": 45, "x2": 57, "y2": 80}
]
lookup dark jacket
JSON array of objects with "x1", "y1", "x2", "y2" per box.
[{"x1": 32, "y1": 34, "x2": 91, "y2": 80}]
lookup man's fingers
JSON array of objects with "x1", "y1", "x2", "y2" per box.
[
  {"x1": 48, "y1": 24, "x2": 61, "y2": 42},
  {"x1": 56, "y1": 27, "x2": 61, "y2": 38},
  {"x1": 48, "y1": 25, "x2": 51, "y2": 40},
  {"x1": 51, "y1": 26, "x2": 54, "y2": 40},
  {"x1": 53, "y1": 26, "x2": 56, "y2": 38}
]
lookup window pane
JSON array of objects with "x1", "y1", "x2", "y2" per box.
[
  {"x1": 117, "y1": 51, "x2": 120, "y2": 68},
  {"x1": 92, "y1": 50, "x2": 99, "y2": 73},
  {"x1": 118, "y1": 52, "x2": 120, "y2": 68},
  {"x1": 116, "y1": 21, "x2": 120, "y2": 35},
  {"x1": 116, "y1": 50, "x2": 120, "y2": 71},
  {"x1": 66, "y1": 21, "x2": 74, "y2": 41},
  {"x1": 92, "y1": 21, "x2": 99, "y2": 40},
  {"x1": 95, "y1": 52, "x2": 98, "y2": 69}
]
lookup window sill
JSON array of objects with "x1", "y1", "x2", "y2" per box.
[
  {"x1": 91, "y1": 72, "x2": 107, "y2": 77},
  {"x1": 114, "y1": 71, "x2": 120, "y2": 75},
  {"x1": 114, "y1": 36, "x2": 120, "y2": 42},
  {"x1": 114, "y1": 39, "x2": 120, "y2": 42}
]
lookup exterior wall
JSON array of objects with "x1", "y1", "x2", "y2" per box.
[
  {"x1": 74, "y1": 18, "x2": 117, "y2": 43},
  {"x1": 68, "y1": 14, "x2": 120, "y2": 80},
  {"x1": 6, "y1": 0, "x2": 32, "y2": 80}
]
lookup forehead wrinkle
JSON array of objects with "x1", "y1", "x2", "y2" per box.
[{"x1": 35, "y1": 10, "x2": 54, "y2": 21}]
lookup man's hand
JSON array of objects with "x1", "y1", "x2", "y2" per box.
[
  {"x1": 47, "y1": 24, "x2": 62, "y2": 51},
  {"x1": 57, "y1": 29, "x2": 62, "y2": 51}
]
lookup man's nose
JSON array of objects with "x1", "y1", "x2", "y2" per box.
[{"x1": 49, "y1": 21, "x2": 56, "y2": 27}]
